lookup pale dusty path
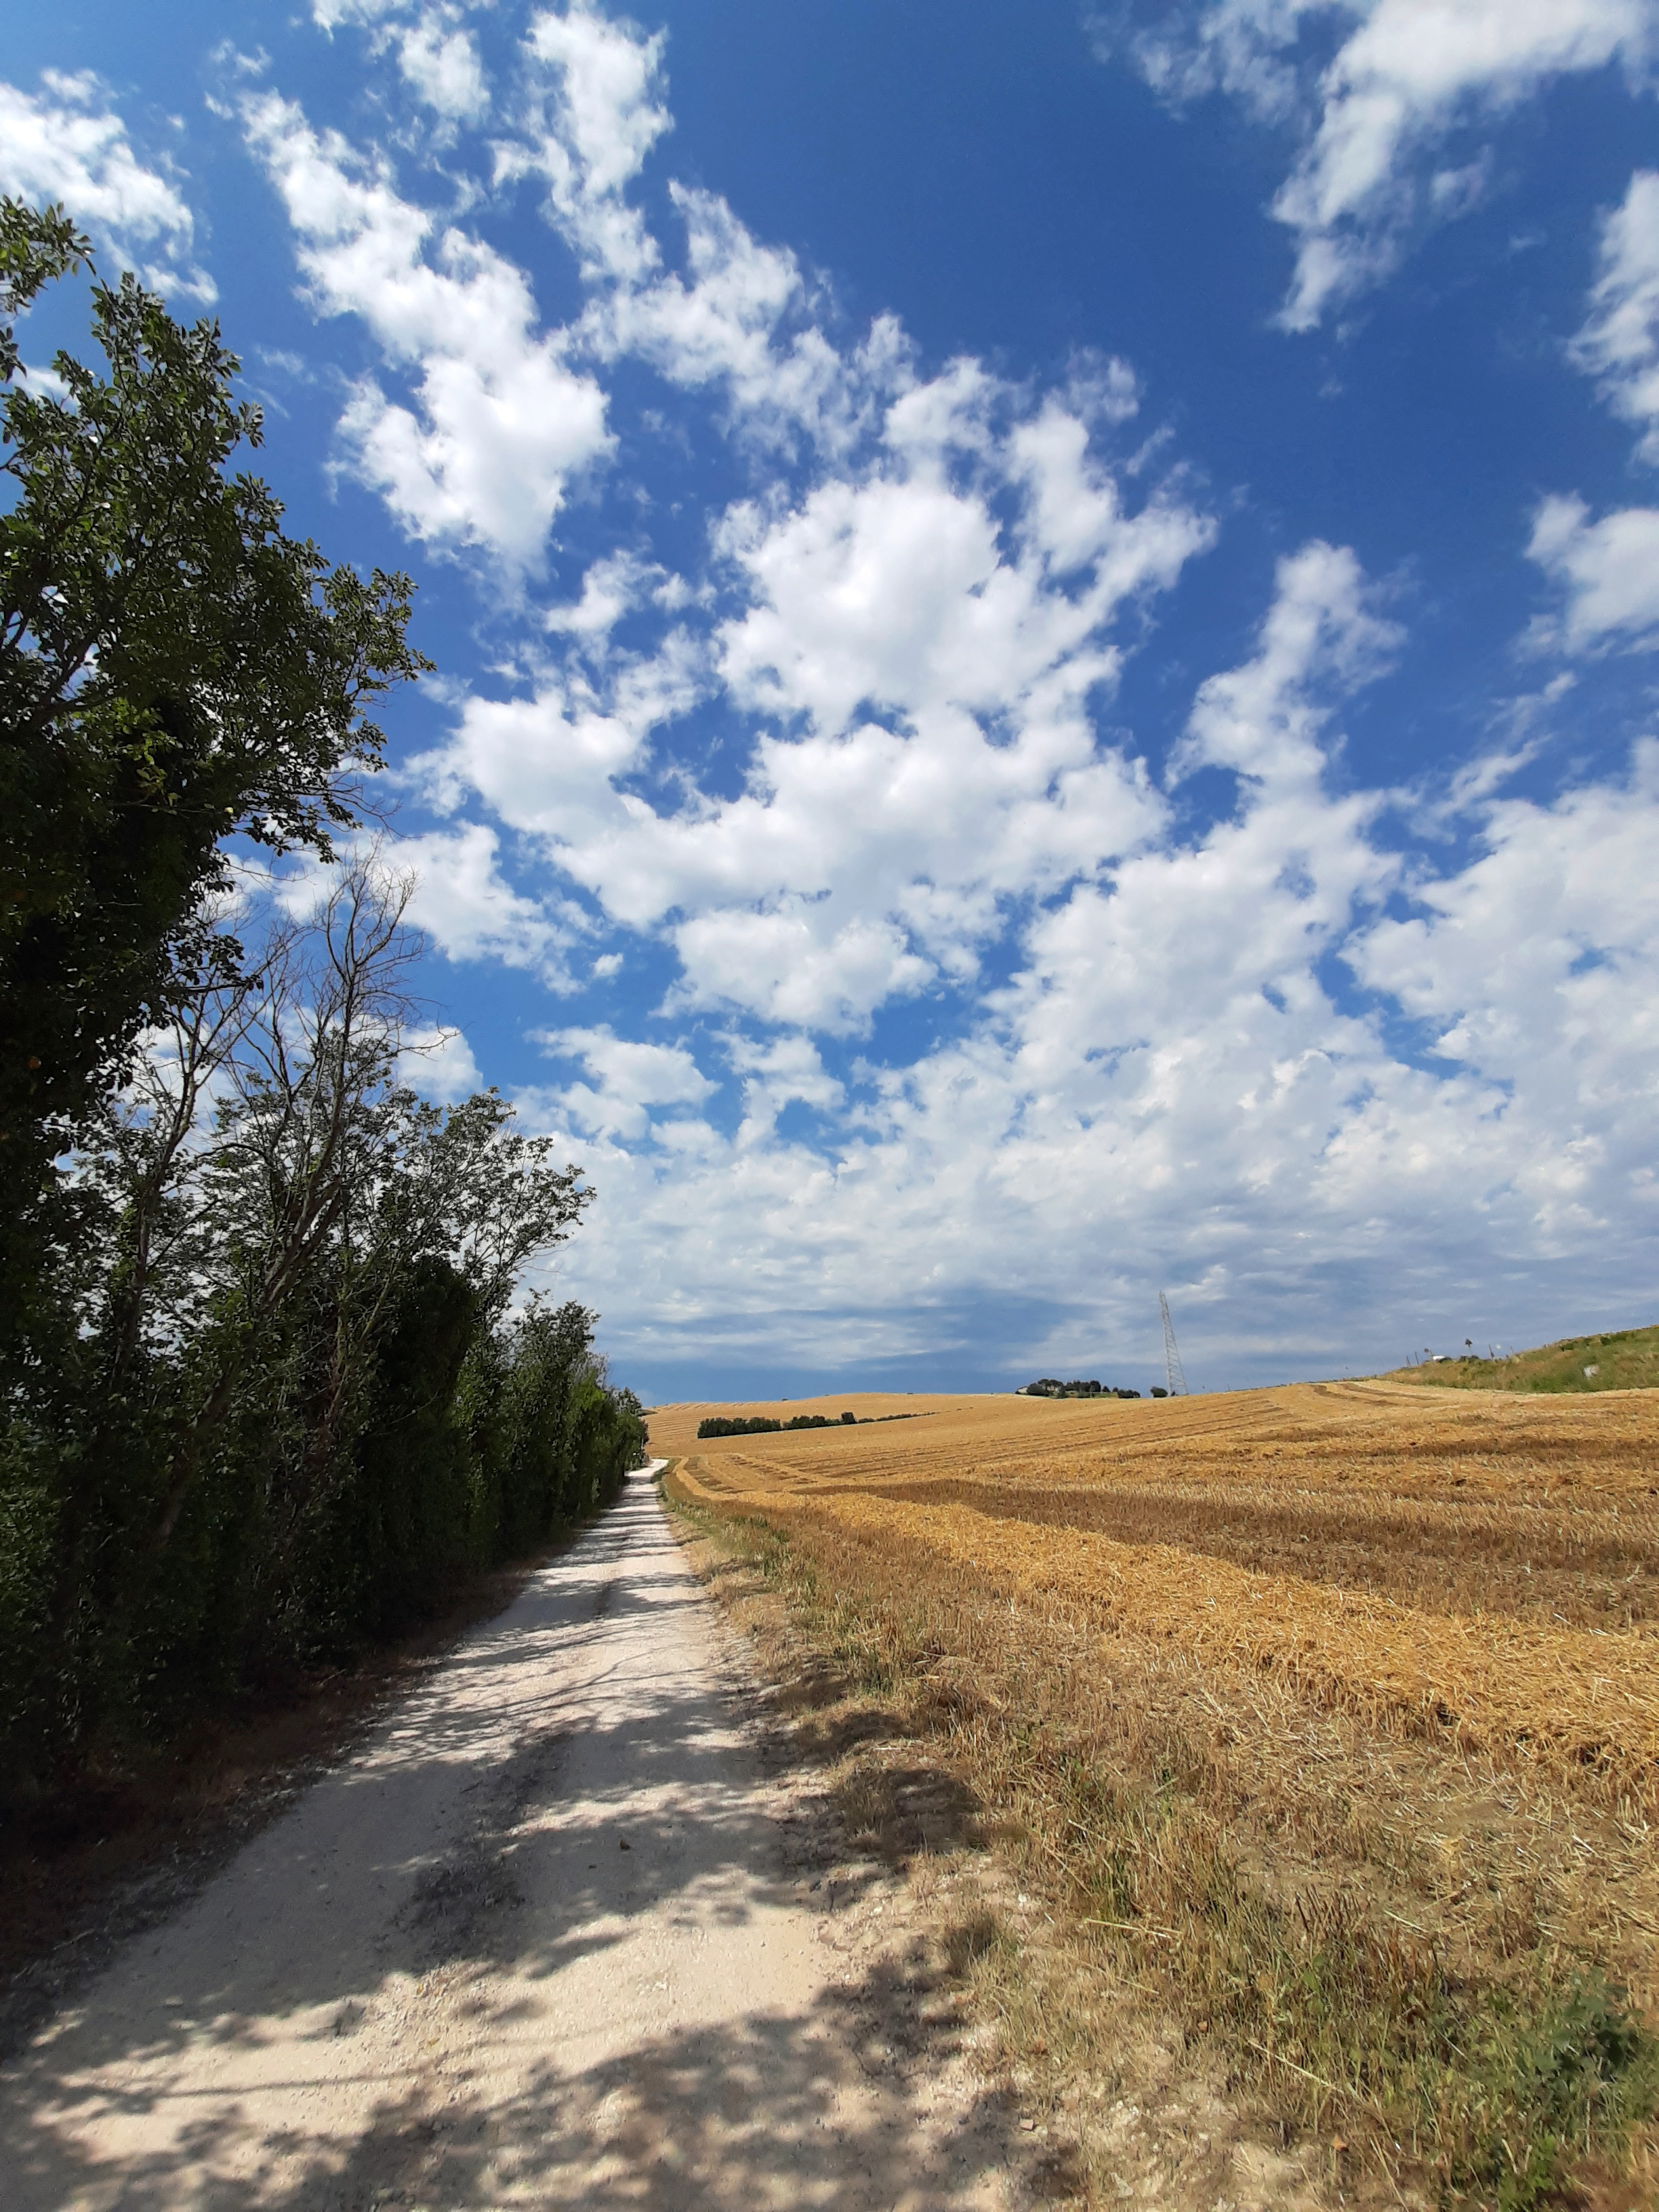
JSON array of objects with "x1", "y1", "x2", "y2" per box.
[{"x1": 1, "y1": 1471, "x2": 1012, "y2": 2212}]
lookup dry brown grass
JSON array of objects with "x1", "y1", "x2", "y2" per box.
[{"x1": 658, "y1": 1380, "x2": 1659, "y2": 2208}]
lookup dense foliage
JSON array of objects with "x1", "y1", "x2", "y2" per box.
[
  {"x1": 0, "y1": 200, "x2": 428, "y2": 1370},
  {"x1": 0, "y1": 860, "x2": 647, "y2": 1788},
  {"x1": 0, "y1": 209, "x2": 645, "y2": 1793}
]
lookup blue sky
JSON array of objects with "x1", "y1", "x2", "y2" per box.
[{"x1": 7, "y1": 0, "x2": 1659, "y2": 1399}]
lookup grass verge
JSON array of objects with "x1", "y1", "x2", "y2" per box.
[
  {"x1": 663, "y1": 1467, "x2": 1659, "y2": 2211},
  {"x1": 1385, "y1": 1324, "x2": 1659, "y2": 1395}
]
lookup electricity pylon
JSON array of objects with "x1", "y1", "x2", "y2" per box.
[{"x1": 1159, "y1": 1290, "x2": 1188, "y2": 1397}]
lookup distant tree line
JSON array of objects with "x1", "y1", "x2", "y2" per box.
[
  {"x1": 1021, "y1": 1378, "x2": 1145, "y2": 1399},
  {"x1": 0, "y1": 204, "x2": 644, "y2": 1792},
  {"x1": 697, "y1": 1411, "x2": 860, "y2": 1439},
  {"x1": 695, "y1": 1409, "x2": 926, "y2": 1439}
]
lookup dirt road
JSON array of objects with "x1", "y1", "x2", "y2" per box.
[{"x1": 1, "y1": 1471, "x2": 1015, "y2": 2211}]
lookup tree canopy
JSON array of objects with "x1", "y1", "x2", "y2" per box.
[
  {"x1": 0, "y1": 199, "x2": 429, "y2": 1361},
  {"x1": 0, "y1": 207, "x2": 645, "y2": 1788}
]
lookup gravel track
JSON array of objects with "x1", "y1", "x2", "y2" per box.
[{"x1": 0, "y1": 1469, "x2": 1014, "y2": 2211}]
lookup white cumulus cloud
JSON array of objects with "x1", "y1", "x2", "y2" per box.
[
  {"x1": 237, "y1": 0, "x2": 1659, "y2": 1383},
  {"x1": 243, "y1": 89, "x2": 611, "y2": 565},
  {"x1": 401, "y1": 1023, "x2": 485, "y2": 1101},
  {"x1": 516, "y1": 548, "x2": 1659, "y2": 1382},
  {"x1": 418, "y1": 356, "x2": 1212, "y2": 1033},
  {"x1": 1528, "y1": 492, "x2": 1659, "y2": 648},
  {"x1": 398, "y1": 18, "x2": 490, "y2": 121},
  {"x1": 539, "y1": 1023, "x2": 715, "y2": 1138},
  {"x1": 0, "y1": 71, "x2": 213, "y2": 300},
  {"x1": 505, "y1": 0, "x2": 671, "y2": 285},
  {"x1": 383, "y1": 823, "x2": 579, "y2": 981},
  {"x1": 588, "y1": 186, "x2": 903, "y2": 451}
]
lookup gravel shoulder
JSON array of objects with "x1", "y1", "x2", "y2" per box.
[{"x1": 0, "y1": 1467, "x2": 1023, "y2": 2211}]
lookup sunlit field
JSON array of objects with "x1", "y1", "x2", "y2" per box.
[{"x1": 659, "y1": 1380, "x2": 1659, "y2": 2203}]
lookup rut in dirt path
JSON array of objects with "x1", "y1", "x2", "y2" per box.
[{"x1": 0, "y1": 1469, "x2": 1017, "y2": 2211}]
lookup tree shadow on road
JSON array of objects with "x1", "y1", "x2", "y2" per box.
[
  {"x1": 5, "y1": 1944, "x2": 1062, "y2": 2211},
  {"x1": 2, "y1": 1477, "x2": 1060, "y2": 2208}
]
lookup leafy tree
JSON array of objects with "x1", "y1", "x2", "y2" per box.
[
  {"x1": 0, "y1": 199, "x2": 429, "y2": 1366},
  {"x1": 0, "y1": 210, "x2": 646, "y2": 1788},
  {"x1": 3, "y1": 861, "x2": 627, "y2": 1767},
  {"x1": 495, "y1": 1300, "x2": 599, "y2": 1553}
]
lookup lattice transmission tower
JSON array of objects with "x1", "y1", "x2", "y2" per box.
[{"x1": 1159, "y1": 1290, "x2": 1188, "y2": 1397}]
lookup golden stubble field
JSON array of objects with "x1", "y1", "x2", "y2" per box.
[
  {"x1": 659, "y1": 1381, "x2": 1659, "y2": 1797},
  {"x1": 659, "y1": 1380, "x2": 1659, "y2": 2203}
]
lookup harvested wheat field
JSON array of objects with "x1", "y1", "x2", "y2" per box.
[{"x1": 658, "y1": 1380, "x2": 1659, "y2": 2207}]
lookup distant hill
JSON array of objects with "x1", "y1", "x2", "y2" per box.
[{"x1": 1385, "y1": 1324, "x2": 1659, "y2": 1393}]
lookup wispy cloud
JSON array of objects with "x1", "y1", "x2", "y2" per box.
[
  {"x1": 1573, "y1": 167, "x2": 1659, "y2": 459},
  {"x1": 1102, "y1": 0, "x2": 1658, "y2": 331}
]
